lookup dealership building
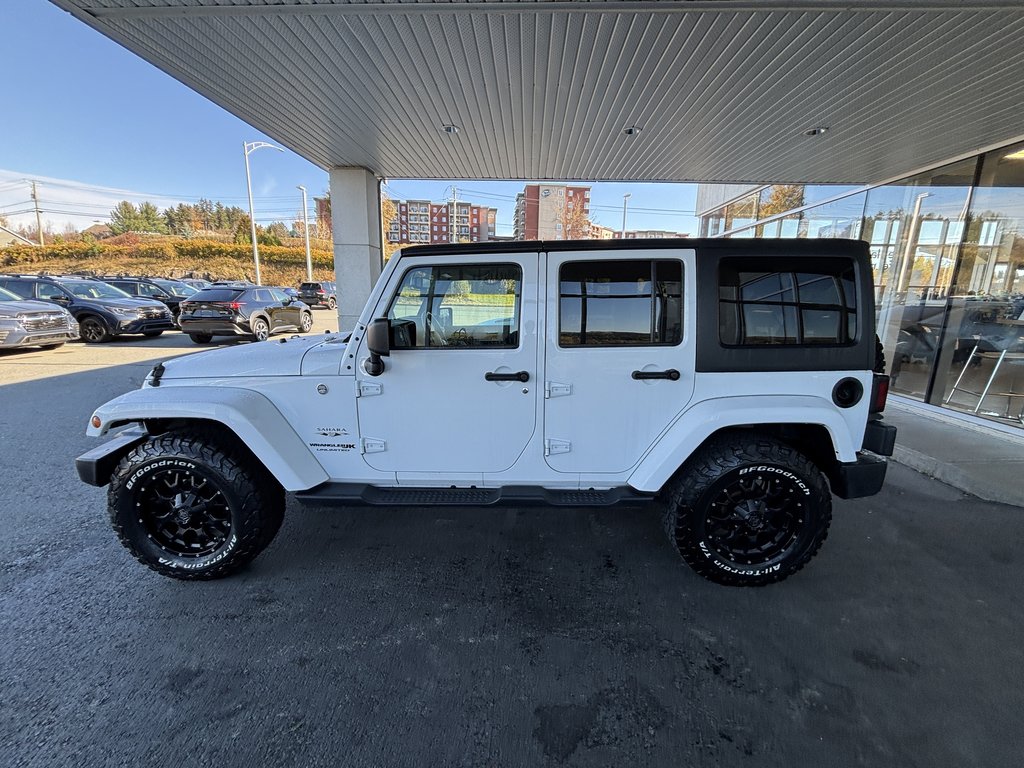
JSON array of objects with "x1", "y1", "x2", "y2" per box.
[{"x1": 696, "y1": 140, "x2": 1024, "y2": 431}]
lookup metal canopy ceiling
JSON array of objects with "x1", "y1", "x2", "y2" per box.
[{"x1": 51, "y1": 1, "x2": 1024, "y2": 185}]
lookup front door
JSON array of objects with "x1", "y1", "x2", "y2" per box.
[
  {"x1": 355, "y1": 254, "x2": 539, "y2": 475},
  {"x1": 543, "y1": 249, "x2": 696, "y2": 474}
]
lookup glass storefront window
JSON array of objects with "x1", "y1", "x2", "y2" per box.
[{"x1": 935, "y1": 143, "x2": 1024, "y2": 425}]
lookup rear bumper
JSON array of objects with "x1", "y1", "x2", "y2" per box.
[
  {"x1": 178, "y1": 319, "x2": 251, "y2": 336},
  {"x1": 832, "y1": 452, "x2": 889, "y2": 499},
  {"x1": 75, "y1": 428, "x2": 148, "y2": 487}
]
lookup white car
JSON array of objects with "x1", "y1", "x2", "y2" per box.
[
  {"x1": 0, "y1": 285, "x2": 79, "y2": 349},
  {"x1": 77, "y1": 238, "x2": 896, "y2": 586}
]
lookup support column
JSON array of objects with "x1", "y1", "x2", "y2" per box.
[{"x1": 329, "y1": 167, "x2": 382, "y2": 331}]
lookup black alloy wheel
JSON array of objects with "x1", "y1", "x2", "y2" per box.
[
  {"x1": 79, "y1": 316, "x2": 111, "y2": 343},
  {"x1": 663, "y1": 435, "x2": 831, "y2": 586},
  {"x1": 137, "y1": 466, "x2": 232, "y2": 558},
  {"x1": 108, "y1": 431, "x2": 285, "y2": 580}
]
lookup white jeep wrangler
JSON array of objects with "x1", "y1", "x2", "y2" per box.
[{"x1": 77, "y1": 239, "x2": 896, "y2": 586}]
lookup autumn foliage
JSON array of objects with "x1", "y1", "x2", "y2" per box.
[{"x1": 0, "y1": 237, "x2": 335, "y2": 286}]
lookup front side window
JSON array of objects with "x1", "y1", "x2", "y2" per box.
[
  {"x1": 559, "y1": 260, "x2": 683, "y2": 347},
  {"x1": 387, "y1": 263, "x2": 521, "y2": 349},
  {"x1": 719, "y1": 258, "x2": 857, "y2": 346}
]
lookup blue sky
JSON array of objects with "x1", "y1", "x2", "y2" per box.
[{"x1": 1, "y1": 1, "x2": 700, "y2": 236}]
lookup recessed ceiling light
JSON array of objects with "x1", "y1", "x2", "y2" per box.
[
  {"x1": 804, "y1": 126, "x2": 829, "y2": 137},
  {"x1": 623, "y1": 125, "x2": 642, "y2": 136},
  {"x1": 441, "y1": 124, "x2": 460, "y2": 135},
  {"x1": 1004, "y1": 148, "x2": 1024, "y2": 160}
]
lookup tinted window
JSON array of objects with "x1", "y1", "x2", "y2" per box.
[
  {"x1": 268, "y1": 288, "x2": 290, "y2": 302},
  {"x1": 1, "y1": 280, "x2": 34, "y2": 299},
  {"x1": 191, "y1": 289, "x2": 245, "y2": 302},
  {"x1": 387, "y1": 263, "x2": 521, "y2": 349},
  {"x1": 719, "y1": 259, "x2": 857, "y2": 346},
  {"x1": 37, "y1": 283, "x2": 68, "y2": 300},
  {"x1": 0, "y1": 285, "x2": 21, "y2": 301},
  {"x1": 138, "y1": 282, "x2": 168, "y2": 297},
  {"x1": 559, "y1": 260, "x2": 683, "y2": 347},
  {"x1": 61, "y1": 281, "x2": 132, "y2": 299}
]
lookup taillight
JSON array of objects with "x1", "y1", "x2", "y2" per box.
[
  {"x1": 212, "y1": 301, "x2": 242, "y2": 311},
  {"x1": 870, "y1": 374, "x2": 890, "y2": 413}
]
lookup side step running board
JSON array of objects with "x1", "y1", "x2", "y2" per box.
[{"x1": 294, "y1": 483, "x2": 655, "y2": 508}]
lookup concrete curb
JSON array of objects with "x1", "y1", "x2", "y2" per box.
[{"x1": 891, "y1": 445, "x2": 1024, "y2": 508}]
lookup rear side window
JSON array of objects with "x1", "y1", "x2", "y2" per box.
[
  {"x1": 719, "y1": 259, "x2": 857, "y2": 346},
  {"x1": 559, "y1": 260, "x2": 683, "y2": 347},
  {"x1": 191, "y1": 289, "x2": 244, "y2": 303}
]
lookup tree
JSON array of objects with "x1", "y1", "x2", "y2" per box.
[
  {"x1": 109, "y1": 201, "x2": 144, "y2": 234},
  {"x1": 759, "y1": 185, "x2": 805, "y2": 218},
  {"x1": 138, "y1": 202, "x2": 167, "y2": 233},
  {"x1": 558, "y1": 197, "x2": 596, "y2": 240},
  {"x1": 380, "y1": 193, "x2": 401, "y2": 261}
]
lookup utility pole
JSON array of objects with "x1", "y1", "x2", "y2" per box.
[
  {"x1": 30, "y1": 181, "x2": 43, "y2": 246},
  {"x1": 621, "y1": 192, "x2": 631, "y2": 239},
  {"x1": 243, "y1": 140, "x2": 284, "y2": 285}
]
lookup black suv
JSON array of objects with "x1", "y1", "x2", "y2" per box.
[
  {"x1": 0, "y1": 274, "x2": 174, "y2": 343},
  {"x1": 298, "y1": 280, "x2": 337, "y2": 309},
  {"x1": 178, "y1": 285, "x2": 314, "y2": 343},
  {"x1": 102, "y1": 277, "x2": 197, "y2": 322}
]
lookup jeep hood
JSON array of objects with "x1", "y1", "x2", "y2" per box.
[{"x1": 151, "y1": 336, "x2": 336, "y2": 381}]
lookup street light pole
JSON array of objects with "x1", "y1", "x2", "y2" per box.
[
  {"x1": 621, "y1": 193, "x2": 631, "y2": 238},
  {"x1": 298, "y1": 184, "x2": 312, "y2": 282},
  {"x1": 243, "y1": 140, "x2": 284, "y2": 285}
]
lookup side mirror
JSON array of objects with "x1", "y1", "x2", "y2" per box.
[{"x1": 364, "y1": 318, "x2": 390, "y2": 376}]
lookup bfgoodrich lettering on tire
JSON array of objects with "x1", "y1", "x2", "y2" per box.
[
  {"x1": 108, "y1": 431, "x2": 284, "y2": 580},
  {"x1": 662, "y1": 434, "x2": 831, "y2": 586}
]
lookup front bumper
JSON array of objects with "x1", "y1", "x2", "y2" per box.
[
  {"x1": 75, "y1": 427, "x2": 148, "y2": 486},
  {"x1": 116, "y1": 316, "x2": 175, "y2": 334},
  {"x1": 0, "y1": 322, "x2": 79, "y2": 348}
]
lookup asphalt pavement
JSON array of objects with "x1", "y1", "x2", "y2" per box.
[{"x1": 1, "y1": 324, "x2": 1022, "y2": 768}]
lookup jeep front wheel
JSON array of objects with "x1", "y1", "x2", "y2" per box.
[
  {"x1": 108, "y1": 432, "x2": 284, "y2": 580},
  {"x1": 663, "y1": 435, "x2": 831, "y2": 586}
]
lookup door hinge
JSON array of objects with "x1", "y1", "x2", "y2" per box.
[
  {"x1": 545, "y1": 381, "x2": 572, "y2": 399},
  {"x1": 544, "y1": 439, "x2": 571, "y2": 456},
  {"x1": 361, "y1": 437, "x2": 386, "y2": 454},
  {"x1": 358, "y1": 381, "x2": 383, "y2": 397}
]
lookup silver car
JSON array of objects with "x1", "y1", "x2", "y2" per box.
[{"x1": 0, "y1": 285, "x2": 79, "y2": 350}]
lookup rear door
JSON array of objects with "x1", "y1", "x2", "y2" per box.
[{"x1": 543, "y1": 249, "x2": 696, "y2": 474}]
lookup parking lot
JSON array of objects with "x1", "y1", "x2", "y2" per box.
[{"x1": 2, "y1": 321, "x2": 1023, "y2": 768}]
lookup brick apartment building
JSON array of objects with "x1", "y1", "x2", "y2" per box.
[
  {"x1": 513, "y1": 183, "x2": 591, "y2": 240},
  {"x1": 387, "y1": 200, "x2": 497, "y2": 245}
]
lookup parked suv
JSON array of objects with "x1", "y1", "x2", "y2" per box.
[
  {"x1": 177, "y1": 285, "x2": 314, "y2": 343},
  {"x1": 0, "y1": 285, "x2": 79, "y2": 349},
  {"x1": 0, "y1": 274, "x2": 174, "y2": 343},
  {"x1": 298, "y1": 280, "x2": 337, "y2": 309},
  {"x1": 77, "y1": 239, "x2": 896, "y2": 586},
  {"x1": 102, "y1": 276, "x2": 197, "y2": 322}
]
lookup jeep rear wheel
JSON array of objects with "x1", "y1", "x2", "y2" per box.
[
  {"x1": 663, "y1": 435, "x2": 831, "y2": 586},
  {"x1": 108, "y1": 432, "x2": 284, "y2": 580}
]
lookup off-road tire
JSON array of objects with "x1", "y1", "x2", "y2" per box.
[
  {"x1": 299, "y1": 312, "x2": 313, "y2": 333},
  {"x1": 251, "y1": 317, "x2": 271, "y2": 342},
  {"x1": 143, "y1": 330, "x2": 163, "y2": 338},
  {"x1": 189, "y1": 333, "x2": 213, "y2": 344},
  {"x1": 327, "y1": 296, "x2": 337, "y2": 310},
  {"x1": 108, "y1": 431, "x2": 285, "y2": 580},
  {"x1": 79, "y1": 315, "x2": 112, "y2": 343},
  {"x1": 662, "y1": 434, "x2": 831, "y2": 586}
]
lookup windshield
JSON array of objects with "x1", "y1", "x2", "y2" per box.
[
  {"x1": 61, "y1": 281, "x2": 133, "y2": 299},
  {"x1": 154, "y1": 280, "x2": 197, "y2": 297},
  {"x1": 0, "y1": 286, "x2": 22, "y2": 301}
]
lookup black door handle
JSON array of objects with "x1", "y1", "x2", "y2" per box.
[
  {"x1": 631, "y1": 369, "x2": 681, "y2": 381},
  {"x1": 485, "y1": 370, "x2": 530, "y2": 382}
]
